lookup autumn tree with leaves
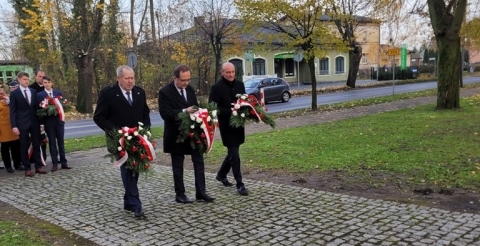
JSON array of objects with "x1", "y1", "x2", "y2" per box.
[{"x1": 235, "y1": 0, "x2": 345, "y2": 110}]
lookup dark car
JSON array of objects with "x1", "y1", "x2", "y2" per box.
[{"x1": 244, "y1": 77, "x2": 291, "y2": 103}]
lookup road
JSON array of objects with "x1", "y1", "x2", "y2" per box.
[{"x1": 65, "y1": 77, "x2": 480, "y2": 139}]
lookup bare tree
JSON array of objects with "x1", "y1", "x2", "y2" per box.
[{"x1": 191, "y1": 0, "x2": 238, "y2": 82}]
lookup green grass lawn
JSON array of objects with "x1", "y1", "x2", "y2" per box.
[
  {"x1": 0, "y1": 221, "x2": 48, "y2": 246},
  {"x1": 205, "y1": 94, "x2": 480, "y2": 190}
]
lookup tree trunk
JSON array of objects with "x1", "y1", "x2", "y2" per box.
[
  {"x1": 346, "y1": 45, "x2": 362, "y2": 88},
  {"x1": 436, "y1": 36, "x2": 461, "y2": 109},
  {"x1": 75, "y1": 55, "x2": 93, "y2": 113},
  {"x1": 307, "y1": 57, "x2": 318, "y2": 110}
]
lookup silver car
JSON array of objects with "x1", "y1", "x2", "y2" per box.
[{"x1": 244, "y1": 78, "x2": 291, "y2": 103}]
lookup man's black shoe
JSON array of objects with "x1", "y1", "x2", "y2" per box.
[
  {"x1": 134, "y1": 208, "x2": 144, "y2": 218},
  {"x1": 238, "y1": 186, "x2": 249, "y2": 196},
  {"x1": 175, "y1": 195, "x2": 194, "y2": 204},
  {"x1": 215, "y1": 175, "x2": 233, "y2": 187},
  {"x1": 196, "y1": 193, "x2": 215, "y2": 202}
]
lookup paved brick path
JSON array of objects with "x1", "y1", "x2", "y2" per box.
[{"x1": 1, "y1": 88, "x2": 480, "y2": 245}]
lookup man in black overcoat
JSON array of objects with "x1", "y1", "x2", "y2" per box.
[
  {"x1": 93, "y1": 65, "x2": 151, "y2": 218},
  {"x1": 159, "y1": 64, "x2": 215, "y2": 203},
  {"x1": 29, "y1": 70, "x2": 47, "y2": 162},
  {"x1": 208, "y1": 62, "x2": 249, "y2": 196}
]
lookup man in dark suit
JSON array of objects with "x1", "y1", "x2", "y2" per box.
[
  {"x1": 37, "y1": 75, "x2": 71, "y2": 172},
  {"x1": 9, "y1": 72, "x2": 47, "y2": 176},
  {"x1": 29, "y1": 70, "x2": 47, "y2": 162},
  {"x1": 209, "y1": 62, "x2": 249, "y2": 196},
  {"x1": 159, "y1": 64, "x2": 215, "y2": 203},
  {"x1": 93, "y1": 65, "x2": 150, "y2": 218}
]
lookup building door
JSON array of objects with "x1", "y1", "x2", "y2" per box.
[
  {"x1": 274, "y1": 59, "x2": 283, "y2": 78},
  {"x1": 229, "y1": 59, "x2": 244, "y2": 81}
]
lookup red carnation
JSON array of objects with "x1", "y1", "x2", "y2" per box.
[
  {"x1": 146, "y1": 164, "x2": 150, "y2": 169},
  {"x1": 260, "y1": 114, "x2": 265, "y2": 119},
  {"x1": 141, "y1": 153, "x2": 146, "y2": 159},
  {"x1": 119, "y1": 150, "x2": 126, "y2": 157},
  {"x1": 132, "y1": 146, "x2": 138, "y2": 152},
  {"x1": 196, "y1": 140, "x2": 201, "y2": 144},
  {"x1": 200, "y1": 133, "x2": 206, "y2": 138},
  {"x1": 188, "y1": 132, "x2": 194, "y2": 137},
  {"x1": 133, "y1": 161, "x2": 138, "y2": 166},
  {"x1": 250, "y1": 110, "x2": 256, "y2": 115}
]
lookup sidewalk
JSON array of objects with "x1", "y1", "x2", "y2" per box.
[{"x1": 1, "y1": 89, "x2": 480, "y2": 245}]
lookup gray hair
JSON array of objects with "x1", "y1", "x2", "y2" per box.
[{"x1": 116, "y1": 65, "x2": 134, "y2": 77}]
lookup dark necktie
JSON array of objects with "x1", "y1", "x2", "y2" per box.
[
  {"x1": 49, "y1": 92, "x2": 52, "y2": 97},
  {"x1": 24, "y1": 90, "x2": 29, "y2": 104},
  {"x1": 126, "y1": 91, "x2": 132, "y2": 105},
  {"x1": 180, "y1": 89, "x2": 187, "y2": 102}
]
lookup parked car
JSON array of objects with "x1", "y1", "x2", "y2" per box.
[{"x1": 244, "y1": 77, "x2": 291, "y2": 103}]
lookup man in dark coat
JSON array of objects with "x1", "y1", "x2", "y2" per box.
[
  {"x1": 93, "y1": 65, "x2": 151, "y2": 218},
  {"x1": 9, "y1": 72, "x2": 46, "y2": 176},
  {"x1": 29, "y1": 70, "x2": 47, "y2": 162},
  {"x1": 159, "y1": 64, "x2": 215, "y2": 203},
  {"x1": 208, "y1": 62, "x2": 248, "y2": 196}
]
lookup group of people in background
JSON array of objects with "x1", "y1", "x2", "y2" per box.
[
  {"x1": 94, "y1": 62, "x2": 248, "y2": 218},
  {"x1": 0, "y1": 70, "x2": 71, "y2": 176}
]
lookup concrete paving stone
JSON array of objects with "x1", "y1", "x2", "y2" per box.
[{"x1": 2, "y1": 162, "x2": 480, "y2": 245}]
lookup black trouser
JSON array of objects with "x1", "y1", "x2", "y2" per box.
[
  {"x1": 19, "y1": 127, "x2": 42, "y2": 170},
  {"x1": 218, "y1": 146, "x2": 244, "y2": 188},
  {"x1": 171, "y1": 150, "x2": 206, "y2": 196},
  {"x1": 1, "y1": 139, "x2": 21, "y2": 169}
]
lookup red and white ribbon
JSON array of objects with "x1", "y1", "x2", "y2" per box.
[
  {"x1": 28, "y1": 143, "x2": 46, "y2": 166},
  {"x1": 53, "y1": 98, "x2": 65, "y2": 121},
  {"x1": 233, "y1": 99, "x2": 263, "y2": 123},
  {"x1": 260, "y1": 88, "x2": 265, "y2": 108},
  {"x1": 191, "y1": 108, "x2": 216, "y2": 154},
  {"x1": 113, "y1": 126, "x2": 156, "y2": 168}
]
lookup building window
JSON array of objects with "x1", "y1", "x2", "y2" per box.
[
  {"x1": 285, "y1": 58, "x2": 295, "y2": 76},
  {"x1": 361, "y1": 53, "x2": 368, "y2": 64},
  {"x1": 319, "y1": 58, "x2": 329, "y2": 75},
  {"x1": 335, "y1": 57, "x2": 345, "y2": 74},
  {"x1": 253, "y1": 58, "x2": 266, "y2": 75}
]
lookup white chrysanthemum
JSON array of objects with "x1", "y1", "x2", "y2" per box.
[
  {"x1": 196, "y1": 117, "x2": 202, "y2": 123},
  {"x1": 147, "y1": 131, "x2": 151, "y2": 136},
  {"x1": 143, "y1": 135, "x2": 148, "y2": 140},
  {"x1": 241, "y1": 95, "x2": 247, "y2": 100},
  {"x1": 138, "y1": 122, "x2": 144, "y2": 126},
  {"x1": 190, "y1": 115, "x2": 195, "y2": 121},
  {"x1": 211, "y1": 110, "x2": 217, "y2": 117},
  {"x1": 127, "y1": 136, "x2": 132, "y2": 140},
  {"x1": 213, "y1": 119, "x2": 218, "y2": 123},
  {"x1": 241, "y1": 113, "x2": 245, "y2": 118},
  {"x1": 139, "y1": 126, "x2": 143, "y2": 131},
  {"x1": 134, "y1": 131, "x2": 139, "y2": 136},
  {"x1": 201, "y1": 123, "x2": 206, "y2": 129},
  {"x1": 234, "y1": 104, "x2": 240, "y2": 109},
  {"x1": 232, "y1": 111, "x2": 238, "y2": 116},
  {"x1": 118, "y1": 130, "x2": 122, "y2": 134},
  {"x1": 235, "y1": 94, "x2": 242, "y2": 97},
  {"x1": 207, "y1": 116, "x2": 211, "y2": 122},
  {"x1": 117, "y1": 146, "x2": 122, "y2": 151},
  {"x1": 190, "y1": 125, "x2": 195, "y2": 129},
  {"x1": 124, "y1": 133, "x2": 129, "y2": 137}
]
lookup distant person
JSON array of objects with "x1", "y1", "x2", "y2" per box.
[
  {"x1": 93, "y1": 65, "x2": 151, "y2": 218},
  {"x1": 37, "y1": 75, "x2": 70, "y2": 172},
  {"x1": 29, "y1": 70, "x2": 47, "y2": 162},
  {"x1": 208, "y1": 62, "x2": 249, "y2": 196},
  {"x1": 9, "y1": 72, "x2": 46, "y2": 176},
  {"x1": 0, "y1": 84, "x2": 21, "y2": 173},
  {"x1": 158, "y1": 64, "x2": 215, "y2": 203}
]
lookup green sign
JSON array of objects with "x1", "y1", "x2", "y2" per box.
[
  {"x1": 274, "y1": 53, "x2": 294, "y2": 59},
  {"x1": 401, "y1": 44, "x2": 407, "y2": 69}
]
